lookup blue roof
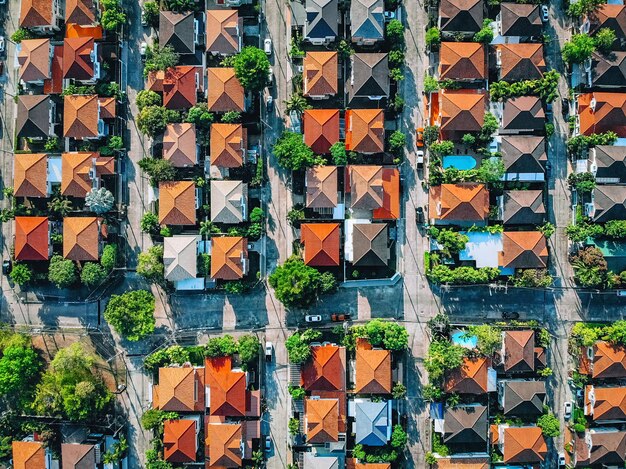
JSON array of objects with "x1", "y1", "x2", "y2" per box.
[
  {"x1": 355, "y1": 400, "x2": 391, "y2": 446},
  {"x1": 353, "y1": 15, "x2": 384, "y2": 40}
]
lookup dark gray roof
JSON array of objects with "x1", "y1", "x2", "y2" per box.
[
  {"x1": 349, "y1": 53, "x2": 389, "y2": 103},
  {"x1": 305, "y1": 0, "x2": 339, "y2": 41},
  {"x1": 16, "y1": 95, "x2": 50, "y2": 139},
  {"x1": 501, "y1": 380, "x2": 546, "y2": 417},
  {"x1": 502, "y1": 190, "x2": 545, "y2": 226},
  {"x1": 443, "y1": 405, "x2": 488, "y2": 449},
  {"x1": 352, "y1": 223, "x2": 389, "y2": 267},
  {"x1": 439, "y1": 0, "x2": 483, "y2": 33},
  {"x1": 501, "y1": 136, "x2": 547, "y2": 174},
  {"x1": 499, "y1": 3, "x2": 542, "y2": 37},
  {"x1": 593, "y1": 145, "x2": 626, "y2": 182},
  {"x1": 592, "y1": 185, "x2": 626, "y2": 222},
  {"x1": 351, "y1": 0, "x2": 384, "y2": 42},
  {"x1": 592, "y1": 51, "x2": 626, "y2": 88},
  {"x1": 502, "y1": 96, "x2": 545, "y2": 133},
  {"x1": 159, "y1": 11, "x2": 195, "y2": 55}
]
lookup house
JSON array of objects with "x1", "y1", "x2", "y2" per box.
[
  {"x1": 15, "y1": 217, "x2": 49, "y2": 262},
  {"x1": 158, "y1": 181, "x2": 197, "y2": 226},
  {"x1": 348, "y1": 53, "x2": 389, "y2": 105},
  {"x1": 579, "y1": 341, "x2": 626, "y2": 379},
  {"x1": 498, "y1": 425, "x2": 547, "y2": 464},
  {"x1": 207, "y1": 68, "x2": 245, "y2": 112},
  {"x1": 159, "y1": 11, "x2": 196, "y2": 55},
  {"x1": 500, "y1": 96, "x2": 545, "y2": 134},
  {"x1": 304, "y1": 0, "x2": 339, "y2": 45},
  {"x1": 349, "y1": 222, "x2": 390, "y2": 268},
  {"x1": 348, "y1": 166, "x2": 400, "y2": 220},
  {"x1": 306, "y1": 397, "x2": 340, "y2": 443},
  {"x1": 152, "y1": 365, "x2": 205, "y2": 412},
  {"x1": 206, "y1": 10, "x2": 242, "y2": 56},
  {"x1": 63, "y1": 95, "x2": 110, "y2": 139},
  {"x1": 428, "y1": 183, "x2": 489, "y2": 225},
  {"x1": 14, "y1": 153, "x2": 48, "y2": 198},
  {"x1": 306, "y1": 166, "x2": 339, "y2": 212},
  {"x1": 355, "y1": 338, "x2": 391, "y2": 394},
  {"x1": 495, "y1": 44, "x2": 546, "y2": 82},
  {"x1": 16, "y1": 95, "x2": 55, "y2": 139},
  {"x1": 61, "y1": 443, "x2": 96, "y2": 468},
  {"x1": 353, "y1": 399, "x2": 392, "y2": 446},
  {"x1": 502, "y1": 330, "x2": 535, "y2": 373},
  {"x1": 578, "y1": 92, "x2": 626, "y2": 137},
  {"x1": 437, "y1": 90, "x2": 486, "y2": 140},
  {"x1": 587, "y1": 145, "x2": 626, "y2": 183},
  {"x1": 438, "y1": 42, "x2": 487, "y2": 82},
  {"x1": 163, "y1": 235, "x2": 199, "y2": 283},
  {"x1": 301, "y1": 344, "x2": 346, "y2": 391},
  {"x1": 585, "y1": 5, "x2": 626, "y2": 49},
  {"x1": 61, "y1": 152, "x2": 114, "y2": 198},
  {"x1": 444, "y1": 357, "x2": 492, "y2": 395},
  {"x1": 345, "y1": 109, "x2": 384, "y2": 154},
  {"x1": 205, "y1": 356, "x2": 246, "y2": 417},
  {"x1": 587, "y1": 51, "x2": 626, "y2": 88},
  {"x1": 585, "y1": 385, "x2": 626, "y2": 422},
  {"x1": 587, "y1": 185, "x2": 626, "y2": 222},
  {"x1": 438, "y1": 0, "x2": 483, "y2": 37},
  {"x1": 163, "y1": 66, "x2": 200, "y2": 110},
  {"x1": 498, "y1": 380, "x2": 546, "y2": 418},
  {"x1": 63, "y1": 217, "x2": 99, "y2": 261},
  {"x1": 300, "y1": 223, "x2": 341, "y2": 267},
  {"x1": 206, "y1": 422, "x2": 242, "y2": 467},
  {"x1": 65, "y1": 0, "x2": 96, "y2": 25},
  {"x1": 303, "y1": 109, "x2": 340, "y2": 154},
  {"x1": 499, "y1": 231, "x2": 548, "y2": 271},
  {"x1": 494, "y1": 3, "x2": 542, "y2": 43},
  {"x1": 210, "y1": 180, "x2": 248, "y2": 224},
  {"x1": 429, "y1": 458, "x2": 490, "y2": 469},
  {"x1": 499, "y1": 190, "x2": 546, "y2": 225},
  {"x1": 304, "y1": 52, "x2": 339, "y2": 99},
  {"x1": 210, "y1": 123, "x2": 247, "y2": 168},
  {"x1": 63, "y1": 37, "x2": 99, "y2": 82},
  {"x1": 350, "y1": 0, "x2": 384, "y2": 45},
  {"x1": 442, "y1": 405, "x2": 488, "y2": 453},
  {"x1": 163, "y1": 418, "x2": 198, "y2": 463},
  {"x1": 12, "y1": 440, "x2": 53, "y2": 468},
  {"x1": 210, "y1": 236, "x2": 248, "y2": 280},
  {"x1": 499, "y1": 135, "x2": 546, "y2": 182},
  {"x1": 303, "y1": 454, "x2": 340, "y2": 469},
  {"x1": 572, "y1": 429, "x2": 626, "y2": 467},
  {"x1": 163, "y1": 123, "x2": 198, "y2": 167},
  {"x1": 18, "y1": 39, "x2": 51, "y2": 85},
  {"x1": 20, "y1": 0, "x2": 63, "y2": 32}
]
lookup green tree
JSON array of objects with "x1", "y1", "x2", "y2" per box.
[
  {"x1": 47, "y1": 195, "x2": 74, "y2": 218},
  {"x1": 104, "y1": 290, "x2": 156, "y2": 341},
  {"x1": 237, "y1": 335, "x2": 260, "y2": 366},
  {"x1": 392, "y1": 382, "x2": 407, "y2": 399},
  {"x1": 205, "y1": 335, "x2": 238, "y2": 357},
  {"x1": 431, "y1": 228, "x2": 469, "y2": 256},
  {"x1": 562, "y1": 34, "x2": 596, "y2": 64},
  {"x1": 11, "y1": 28, "x2": 32, "y2": 43},
  {"x1": 288, "y1": 385, "x2": 306, "y2": 399},
  {"x1": 571, "y1": 246, "x2": 609, "y2": 288},
  {"x1": 605, "y1": 220, "x2": 626, "y2": 239},
  {"x1": 537, "y1": 412, "x2": 560, "y2": 437},
  {"x1": 101, "y1": 245, "x2": 118, "y2": 272},
  {"x1": 287, "y1": 205, "x2": 305, "y2": 226},
  {"x1": 138, "y1": 158, "x2": 177, "y2": 185},
  {"x1": 386, "y1": 19, "x2": 405, "y2": 45},
  {"x1": 568, "y1": 0, "x2": 607, "y2": 17},
  {"x1": 142, "y1": 1, "x2": 160, "y2": 27},
  {"x1": 269, "y1": 256, "x2": 329, "y2": 308},
  {"x1": 390, "y1": 425, "x2": 407, "y2": 448},
  {"x1": 479, "y1": 113, "x2": 499, "y2": 142},
  {"x1": 141, "y1": 409, "x2": 179, "y2": 431},
  {"x1": 389, "y1": 68, "x2": 404, "y2": 82},
  {"x1": 424, "y1": 75, "x2": 439, "y2": 93},
  {"x1": 9, "y1": 263, "x2": 32, "y2": 285},
  {"x1": 137, "y1": 106, "x2": 179, "y2": 137},
  {"x1": 388, "y1": 49, "x2": 405, "y2": 66},
  {"x1": 462, "y1": 133, "x2": 476, "y2": 146},
  {"x1": 567, "y1": 172, "x2": 596, "y2": 194},
  {"x1": 85, "y1": 187, "x2": 114, "y2": 214},
  {"x1": 330, "y1": 142, "x2": 347, "y2": 165},
  {"x1": 233, "y1": 46, "x2": 271, "y2": 92},
  {"x1": 250, "y1": 207, "x2": 265, "y2": 223},
  {"x1": 512, "y1": 269, "x2": 553, "y2": 288},
  {"x1": 477, "y1": 158, "x2": 505, "y2": 184},
  {"x1": 136, "y1": 90, "x2": 162, "y2": 111},
  {"x1": 100, "y1": 0, "x2": 126, "y2": 31},
  {"x1": 137, "y1": 245, "x2": 164, "y2": 282},
  {"x1": 467, "y1": 325, "x2": 501, "y2": 356},
  {"x1": 429, "y1": 140, "x2": 454, "y2": 158},
  {"x1": 285, "y1": 329, "x2": 321, "y2": 363},
  {"x1": 144, "y1": 44, "x2": 179, "y2": 77},
  {"x1": 185, "y1": 103, "x2": 214, "y2": 129},
  {"x1": 284, "y1": 93, "x2": 312, "y2": 116},
  {"x1": 425, "y1": 340, "x2": 465, "y2": 381},
  {"x1": 221, "y1": 111, "x2": 241, "y2": 124},
  {"x1": 163, "y1": 0, "x2": 194, "y2": 11},
  {"x1": 272, "y1": 131, "x2": 320, "y2": 171},
  {"x1": 594, "y1": 27, "x2": 617, "y2": 52},
  {"x1": 0, "y1": 338, "x2": 41, "y2": 397},
  {"x1": 81, "y1": 262, "x2": 108, "y2": 288},
  {"x1": 473, "y1": 19, "x2": 494, "y2": 43},
  {"x1": 288, "y1": 418, "x2": 300, "y2": 435},
  {"x1": 425, "y1": 27, "x2": 441, "y2": 47},
  {"x1": 48, "y1": 255, "x2": 77, "y2": 289},
  {"x1": 388, "y1": 130, "x2": 406, "y2": 153},
  {"x1": 141, "y1": 212, "x2": 160, "y2": 234}
]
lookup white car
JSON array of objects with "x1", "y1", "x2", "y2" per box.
[
  {"x1": 268, "y1": 67, "x2": 273, "y2": 84},
  {"x1": 265, "y1": 342, "x2": 273, "y2": 361},
  {"x1": 416, "y1": 150, "x2": 424, "y2": 167},
  {"x1": 305, "y1": 315, "x2": 322, "y2": 323},
  {"x1": 564, "y1": 401, "x2": 573, "y2": 420},
  {"x1": 264, "y1": 38, "x2": 272, "y2": 55},
  {"x1": 541, "y1": 5, "x2": 549, "y2": 22},
  {"x1": 0, "y1": 37, "x2": 5, "y2": 55},
  {"x1": 139, "y1": 42, "x2": 147, "y2": 58},
  {"x1": 558, "y1": 453, "x2": 566, "y2": 467}
]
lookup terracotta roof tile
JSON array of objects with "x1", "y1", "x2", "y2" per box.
[
  {"x1": 164, "y1": 419, "x2": 197, "y2": 463},
  {"x1": 586, "y1": 385, "x2": 626, "y2": 421},
  {"x1": 304, "y1": 52, "x2": 338, "y2": 97},
  {"x1": 63, "y1": 217, "x2": 98, "y2": 261},
  {"x1": 497, "y1": 43, "x2": 546, "y2": 82},
  {"x1": 12, "y1": 441, "x2": 46, "y2": 469},
  {"x1": 306, "y1": 398, "x2": 339, "y2": 443},
  {"x1": 588, "y1": 341, "x2": 626, "y2": 378},
  {"x1": 439, "y1": 90, "x2": 486, "y2": 139},
  {"x1": 18, "y1": 39, "x2": 51, "y2": 83},
  {"x1": 62, "y1": 152, "x2": 114, "y2": 198},
  {"x1": 499, "y1": 3, "x2": 542, "y2": 37},
  {"x1": 164, "y1": 66, "x2": 198, "y2": 110},
  {"x1": 206, "y1": 10, "x2": 241, "y2": 55},
  {"x1": 439, "y1": 42, "x2": 486, "y2": 80},
  {"x1": 206, "y1": 423, "x2": 242, "y2": 467},
  {"x1": 63, "y1": 37, "x2": 94, "y2": 80},
  {"x1": 98, "y1": 97, "x2": 116, "y2": 119},
  {"x1": 301, "y1": 344, "x2": 346, "y2": 391},
  {"x1": 153, "y1": 366, "x2": 204, "y2": 412},
  {"x1": 589, "y1": 5, "x2": 626, "y2": 40},
  {"x1": 63, "y1": 95, "x2": 99, "y2": 139},
  {"x1": 444, "y1": 356, "x2": 488, "y2": 394},
  {"x1": 207, "y1": 68, "x2": 244, "y2": 112},
  {"x1": 15, "y1": 217, "x2": 49, "y2": 261},
  {"x1": 44, "y1": 44, "x2": 63, "y2": 94},
  {"x1": 14, "y1": 153, "x2": 47, "y2": 198},
  {"x1": 355, "y1": 339, "x2": 391, "y2": 393},
  {"x1": 64, "y1": 24, "x2": 103, "y2": 39},
  {"x1": 210, "y1": 236, "x2": 247, "y2": 280},
  {"x1": 301, "y1": 223, "x2": 340, "y2": 266},
  {"x1": 61, "y1": 443, "x2": 96, "y2": 469},
  {"x1": 373, "y1": 167, "x2": 400, "y2": 220},
  {"x1": 432, "y1": 458, "x2": 490, "y2": 469},
  {"x1": 147, "y1": 70, "x2": 164, "y2": 92},
  {"x1": 499, "y1": 231, "x2": 548, "y2": 269},
  {"x1": 205, "y1": 356, "x2": 246, "y2": 416},
  {"x1": 164, "y1": 123, "x2": 197, "y2": 167},
  {"x1": 578, "y1": 92, "x2": 626, "y2": 137},
  {"x1": 210, "y1": 123, "x2": 246, "y2": 168},
  {"x1": 503, "y1": 426, "x2": 547, "y2": 463},
  {"x1": 158, "y1": 181, "x2": 196, "y2": 225},
  {"x1": 306, "y1": 166, "x2": 338, "y2": 208},
  {"x1": 503, "y1": 330, "x2": 535, "y2": 373},
  {"x1": 348, "y1": 166, "x2": 401, "y2": 219},
  {"x1": 429, "y1": 183, "x2": 489, "y2": 222},
  {"x1": 65, "y1": 0, "x2": 96, "y2": 24},
  {"x1": 345, "y1": 109, "x2": 384, "y2": 153},
  {"x1": 346, "y1": 460, "x2": 392, "y2": 469},
  {"x1": 304, "y1": 109, "x2": 340, "y2": 154},
  {"x1": 20, "y1": 0, "x2": 53, "y2": 28}
]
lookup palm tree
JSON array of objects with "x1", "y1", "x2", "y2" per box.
[
  {"x1": 85, "y1": 188, "x2": 114, "y2": 214},
  {"x1": 47, "y1": 196, "x2": 73, "y2": 218},
  {"x1": 284, "y1": 93, "x2": 311, "y2": 116}
]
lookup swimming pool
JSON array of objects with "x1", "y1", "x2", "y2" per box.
[
  {"x1": 443, "y1": 155, "x2": 477, "y2": 171},
  {"x1": 451, "y1": 329, "x2": 478, "y2": 349}
]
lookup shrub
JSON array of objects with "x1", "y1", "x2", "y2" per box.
[
  {"x1": 104, "y1": 290, "x2": 156, "y2": 341},
  {"x1": 205, "y1": 335, "x2": 238, "y2": 357},
  {"x1": 80, "y1": 262, "x2": 108, "y2": 288},
  {"x1": 537, "y1": 412, "x2": 560, "y2": 437},
  {"x1": 101, "y1": 245, "x2": 118, "y2": 272},
  {"x1": 9, "y1": 263, "x2": 32, "y2": 285},
  {"x1": 473, "y1": 19, "x2": 494, "y2": 43},
  {"x1": 425, "y1": 27, "x2": 441, "y2": 47},
  {"x1": 48, "y1": 255, "x2": 77, "y2": 289},
  {"x1": 288, "y1": 418, "x2": 300, "y2": 435},
  {"x1": 140, "y1": 212, "x2": 160, "y2": 234}
]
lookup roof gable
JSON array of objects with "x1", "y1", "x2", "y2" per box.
[
  {"x1": 589, "y1": 5, "x2": 626, "y2": 40},
  {"x1": 355, "y1": 400, "x2": 391, "y2": 446},
  {"x1": 164, "y1": 235, "x2": 198, "y2": 281},
  {"x1": 306, "y1": 398, "x2": 340, "y2": 443},
  {"x1": 18, "y1": 39, "x2": 51, "y2": 82},
  {"x1": 592, "y1": 341, "x2": 626, "y2": 378},
  {"x1": 592, "y1": 184, "x2": 626, "y2": 222},
  {"x1": 306, "y1": 165, "x2": 338, "y2": 208},
  {"x1": 443, "y1": 405, "x2": 488, "y2": 447},
  {"x1": 502, "y1": 380, "x2": 546, "y2": 417},
  {"x1": 503, "y1": 426, "x2": 547, "y2": 463},
  {"x1": 499, "y1": 231, "x2": 548, "y2": 269},
  {"x1": 301, "y1": 223, "x2": 341, "y2": 267},
  {"x1": 304, "y1": 52, "x2": 339, "y2": 97},
  {"x1": 350, "y1": 0, "x2": 384, "y2": 41},
  {"x1": 587, "y1": 385, "x2": 626, "y2": 421},
  {"x1": 164, "y1": 419, "x2": 197, "y2": 463},
  {"x1": 207, "y1": 68, "x2": 244, "y2": 112},
  {"x1": 502, "y1": 96, "x2": 545, "y2": 131},
  {"x1": 63, "y1": 37, "x2": 94, "y2": 80},
  {"x1": 352, "y1": 223, "x2": 389, "y2": 267},
  {"x1": 210, "y1": 236, "x2": 247, "y2": 280},
  {"x1": 61, "y1": 443, "x2": 96, "y2": 469},
  {"x1": 502, "y1": 190, "x2": 545, "y2": 225},
  {"x1": 13, "y1": 441, "x2": 46, "y2": 469},
  {"x1": 163, "y1": 66, "x2": 198, "y2": 109},
  {"x1": 206, "y1": 423, "x2": 242, "y2": 467},
  {"x1": 210, "y1": 180, "x2": 247, "y2": 224},
  {"x1": 159, "y1": 11, "x2": 195, "y2": 55},
  {"x1": 210, "y1": 123, "x2": 246, "y2": 168},
  {"x1": 14, "y1": 153, "x2": 48, "y2": 198},
  {"x1": 163, "y1": 123, "x2": 197, "y2": 167},
  {"x1": 303, "y1": 109, "x2": 340, "y2": 154},
  {"x1": 62, "y1": 152, "x2": 114, "y2": 198},
  {"x1": 63, "y1": 217, "x2": 99, "y2": 261},
  {"x1": 439, "y1": 42, "x2": 486, "y2": 80},
  {"x1": 65, "y1": 0, "x2": 96, "y2": 25},
  {"x1": 302, "y1": 345, "x2": 346, "y2": 391},
  {"x1": 154, "y1": 366, "x2": 202, "y2": 412},
  {"x1": 345, "y1": 109, "x2": 384, "y2": 153},
  {"x1": 593, "y1": 145, "x2": 626, "y2": 181},
  {"x1": 158, "y1": 181, "x2": 196, "y2": 225},
  {"x1": 429, "y1": 183, "x2": 489, "y2": 222},
  {"x1": 205, "y1": 356, "x2": 246, "y2": 417},
  {"x1": 592, "y1": 51, "x2": 626, "y2": 88},
  {"x1": 355, "y1": 340, "x2": 391, "y2": 393},
  {"x1": 349, "y1": 53, "x2": 389, "y2": 102},
  {"x1": 440, "y1": 90, "x2": 486, "y2": 137},
  {"x1": 444, "y1": 356, "x2": 489, "y2": 395},
  {"x1": 503, "y1": 330, "x2": 535, "y2": 373},
  {"x1": 500, "y1": 3, "x2": 542, "y2": 37},
  {"x1": 20, "y1": 0, "x2": 53, "y2": 28},
  {"x1": 579, "y1": 92, "x2": 626, "y2": 137},
  {"x1": 206, "y1": 10, "x2": 241, "y2": 55},
  {"x1": 439, "y1": 0, "x2": 483, "y2": 32},
  {"x1": 17, "y1": 95, "x2": 50, "y2": 139},
  {"x1": 501, "y1": 135, "x2": 546, "y2": 173},
  {"x1": 305, "y1": 0, "x2": 339, "y2": 40},
  {"x1": 63, "y1": 95, "x2": 99, "y2": 138},
  {"x1": 498, "y1": 43, "x2": 546, "y2": 82},
  {"x1": 15, "y1": 217, "x2": 49, "y2": 261}
]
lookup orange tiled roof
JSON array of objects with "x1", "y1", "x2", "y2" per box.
[
  {"x1": 44, "y1": 43, "x2": 64, "y2": 94},
  {"x1": 153, "y1": 366, "x2": 204, "y2": 412},
  {"x1": 147, "y1": 70, "x2": 165, "y2": 92},
  {"x1": 63, "y1": 95, "x2": 99, "y2": 139},
  {"x1": 306, "y1": 166, "x2": 338, "y2": 208},
  {"x1": 301, "y1": 223, "x2": 340, "y2": 267},
  {"x1": 373, "y1": 167, "x2": 400, "y2": 220},
  {"x1": 164, "y1": 66, "x2": 198, "y2": 110},
  {"x1": 439, "y1": 42, "x2": 486, "y2": 81},
  {"x1": 14, "y1": 153, "x2": 47, "y2": 198},
  {"x1": 301, "y1": 344, "x2": 346, "y2": 391},
  {"x1": 439, "y1": 90, "x2": 486, "y2": 138},
  {"x1": 164, "y1": 123, "x2": 197, "y2": 167},
  {"x1": 65, "y1": 23, "x2": 103, "y2": 39},
  {"x1": 15, "y1": 217, "x2": 49, "y2": 261},
  {"x1": 63, "y1": 217, "x2": 98, "y2": 261},
  {"x1": 210, "y1": 236, "x2": 247, "y2": 280},
  {"x1": 65, "y1": 0, "x2": 96, "y2": 25},
  {"x1": 205, "y1": 356, "x2": 246, "y2": 417},
  {"x1": 158, "y1": 181, "x2": 196, "y2": 225},
  {"x1": 63, "y1": 37, "x2": 94, "y2": 80},
  {"x1": 304, "y1": 51, "x2": 339, "y2": 97},
  {"x1": 306, "y1": 398, "x2": 339, "y2": 443},
  {"x1": 355, "y1": 339, "x2": 392, "y2": 394},
  {"x1": 62, "y1": 152, "x2": 114, "y2": 198},
  {"x1": 206, "y1": 10, "x2": 241, "y2": 55},
  {"x1": 345, "y1": 109, "x2": 384, "y2": 154},
  {"x1": 20, "y1": 0, "x2": 53, "y2": 28},
  {"x1": 207, "y1": 68, "x2": 244, "y2": 112},
  {"x1": 347, "y1": 461, "x2": 392, "y2": 469},
  {"x1": 444, "y1": 356, "x2": 488, "y2": 395},
  {"x1": 586, "y1": 385, "x2": 626, "y2": 421},
  {"x1": 12, "y1": 441, "x2": 45, "y2": 469},
  {"x1": 164, "y1": 419, "x2": 197, "y2": 463},
  {"x1": 579, "y1": 92, "x2": 626, "y2": 137},
  {"x1": 433, "y1": 459, "x2": 490, "y2": 469},
  {"x1": 587, "y1": 341, "x2": 626, "y2": 378},
  {"x1": 503, "y1": 426, "x2": 547, "y2": 463},
  {"x1": 499, "y1": 231, "x2": 548, "y2": 269},
  {"x1": 206, "y1": 423, "x2": 242, "y2": 468},
  {"x1": 303, "y1": 109, "x2": 340, "y2": 154},
  {"x1": 497, "y1": 43, "x2": 546, "y2": 82},
  {"x1": 429, "y1": 183, "x2": 489, "y2": 222},
  {"x1": 98, "y1": 97, "x2": 116, "y2": 119},
  {"x1": 210, "y1": 123, "x2": 246, "y2": 168},
  {"x1": 349, "y1": 165, "x2": 384, "y2": 210},
  {"x1": 18, "y1": 39, "x2": 51, "y2": 83}
]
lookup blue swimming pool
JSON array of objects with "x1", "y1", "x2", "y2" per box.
[
  {"x1": 443, "y1": 155, "x2": 477, "y2": 170},
  {"x1": 451, "y1": 330, "x2": 478, "y2": 349}
]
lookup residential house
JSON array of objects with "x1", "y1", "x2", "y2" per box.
[
  {"x1": 61, "y1": 152, "x2": 115, "y2": 198},
  {"x1": 500, "y1": 96, "x2": 545, "y2": 134},
  {"x1": 61, "y1": 443, "x2": 97, "y2": 468},
  {"x1": 438, "y1": 0, "x2": 483, "y2": 37},
  {"x1": 306, "y1": 397, "x2": 340, "y2": 443},
  {"x1": 442, "y1": 405, "x2": 488, "y2": 454},
  {"x1": 572, "y1": 429, "x2": 626, "y2": 467},
  {"x1": 300, "y1": 223, "x2": 341, "y2": 267},
  {"x1": 306, "y1": 166, "x2": 339, "y2": 214},
  {"x1": 585, "y1": 5, "x2": 626, "y2": 49},
  {"x1": 163, "y1": 123, "x2": 198, "y2": 167},
  {"x1": 445, "y1": 357, "x2": 494, "y2": 395},
  {"x1": 436, "y1": 90, "x2": 486, "y2": 140},
  {"x1": 584, "y1": 385, "x2": 626, "y2": 422},
  {"x1": 304, "y1": 52, "x2": 338, "y2": 99},
  {"x1": 302, "y1": 344, "x2": 346, "y2": 392},
  {"x1": 210, "y1": 123, "x2": 247, "y2": 168},
  {"x1": 304, "y1": 0, "x2": 339, "y2": 45},
  {"x1": 210, "y1": 180, "x2": 248, "y2": 224},
  {"x1": 63, "y1": 217, "x2": 99, "y2": 261},
  {"x1": 350, "y1": 0, "x2": 384, "y2": 45},
  {"x1": 353, "y1": 399, "x2": 392, "y2": 446},
  {"x1": 502, "y1": 330, "x2": 535, "y2": 373},
  {"x1": 303, "y1": 109, "x2": 340, "y2": 154},
  {"x1": 207, "y1": 68, "x2": 245, "y2": 113},
  {"x1": 63, "y1": 95, "x2": 112, "y2": 139},
  {"x1": 163, "y1": 66, "x2": 200, "y2": 110},
  {"x1": 587, "y1": 145, "x2": 626, "y2": 183},
  {"x1": 158, "y1": 181, "x2": 197, "y2": 226},
  {"x1": 16, "y1": 95, "x2": 55, "y2": 139},
  {"x1": 438, "y1": 42, "x2": 487, "y2": 82},
  {"x1": 303, "y1": 454, "x2": 340, "y2": 469},
  {"x1": 355, "y1": 338, "x2": 391, "y2": 394},
  {"x1": 429, "y1": 457, "x2": 490, "y2": 469},
  {"x1": 579, "y1": 341, "x2": 626, "y2": 379},
  {"x1": 499, "y1": 231, "x2": 548, "y2": 272},
  {"x1": 586, "y1": 51, "x2": 626, "y2": 88},
  {"x1": 495, "y1": 44, "x2": 546, "y2": 82},
  {"x1": 14, "y1": 153, "x2": 48, "y2": 198},
  {"x1": 499, "y1": 135, "x2": 546, "y2": 182},
  {"x1": 152, "y1": 365, "x2": 205, "y2": 412},
  {"x1": 210, "y1": 236, "x2": 248, "y2": 280},
  {"x1": 587, "y1": 185, "x2": 626, "y2": 222},
  {"x1": 206, "y1": 10, "x2": 242, "y2": 56},
  {"x1": 205, "y1": 355, "x2": 247, "y2": 416},
  {"x1": 345, "y1": 109, "x2": 384, "y2": 154},
  {"x1": 493, "y1": 3, "x2": 542, "y2": 44},
  {"x1": 578, "y1": 92, "x2": 626, "y2": 137},
  {"x1": 63, "y1": 37, "x2": 100, "y2": 82},
  {"x1": 498, "y1": 380, "x2": 546, "y2": 418},
  {"x1": 65, "y1": 0, "x2": 97, "y2": 25},
  {"x1": 348, "y1": 53, "x2": 389, "y2": 105},
  {"x1": 497, "y1": 425, "x2": 547, "y2": 464},
  {"x1": 347, "y1": 165, "x2": 400, "y2": 220},
  {"x1": 499, "y1": 190, "x2": 546, "y2": 225},
  {"x1": 12, "y1": 440, "x2": 53, "y2": 468},
  {"x1": 205, "y1": 422, "x2": 242, "y2": 467},
  {"x1": 18, "y1": 39, "x2": 51, "y2": 85},
  {"x1": 160, "y1": 11, "x2": 196, "y2": 55},
  {"x1": 15, "y1": 217, "x2": 50, "y2": 261},
  {"x1": 163, "y1": 235, "x2": 199, "y2": 283},
  {"x1": 163, "y1": 418, "x2": 198, "y2": 463},
  {"x1": 20, "y1": 0, "x2": 63, "y2": 32},
  {"x1": 348, "y1": 223, "x2": 390, "y2": 268},
  {"x1": 428, "y1": 183, "x2": 489, "y2": 226}
]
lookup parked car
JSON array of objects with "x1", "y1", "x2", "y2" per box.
[
  {"x1": 2, "y1": 260, "x2": 11, "y2": 275},
  {"x1": 331, "y1": 314, "x2": 350, "y2": 322},
  {"x1": 267, "y1": 67, "x2": 273, "y2": 85},
  {"x1": 264, "y1": 38, "x2": 272, "y2": 55},
  {"x1": 139, "y1": 42, "x2": 147, "y2": 59},
  {"x1": 502, "y1": 311, "x2": 519, "y2": 320},
  {"x1": 265, "y1": 342, "x2": 273, "y2": 362},
  {"x1": 416, "y1": 150, "x2": 424, "y2": 167},
  {"x1": 0, "y1": 61, "x2": 4, "y2": 77},
  {"x1": 266, "y1": 95, "x2": 273, "y2": 111},
  {"x1": 558, "y1": 453, "x2": 566, "y2": 467},
  {"x1": 564, "y1": 401, "x2": 572, "y2": 420},
  {"x1": 416, "y1": 127, "x2": 424, "y2": 147},
  {"x1": 416, "y1": 207, "x2": 424, "y2": 224},
  {"x1": 384, "y1": 11, "x2": 396, "y2": 21},
  {"x1": 0, "y1": 37, "x2": 5, "y2": 56},
  {"x1": 541, "y1": 5, "x2": 549, "y2": 22},
  {"x1": 264, "y1": 436, "x2": 272, "y2": 452},
  {"x1": 305, "y1": 315, "x2": 322, "y2": 323}
]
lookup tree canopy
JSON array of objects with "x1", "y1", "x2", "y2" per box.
[
  {"x1": 268, "y1": 256, "x2": 329, "y2": 308},
  {"x1": 285, "y1": 329, "x2": 322, "y2": 364},
  {"x1": 562, "y1": 34, "x2": 596, "y2": 64},
  {"x1": 48, "y1": 255, "x2": 77, "y2": 289},
  {"x1": 100, "y1": 0, "x2": 126, "y2": 31},
  {"x1": 0, "y1": 334, "x2": 42, "y2": 399},
  {"x1": 233, "y1": 46, "x2": 270, "y2": 92},
  {"x1": 137, "y1": 245, "x2": 165, "y2": 282},
  {"x1": 81, "y1": 262, "x2": 108, "y2": 288},
  {"x1": 137, "y1": 106, "x2": 180, "y2": 137},
  {"x1": 144, "y1": 44, "x2": 179, "y2": 77},
  {"x1": 272, "y1": 132, "x2": 320, "y2": 171},
  {"x1": 104, "y1": 290, "x2": 156, "y2": 341}
]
